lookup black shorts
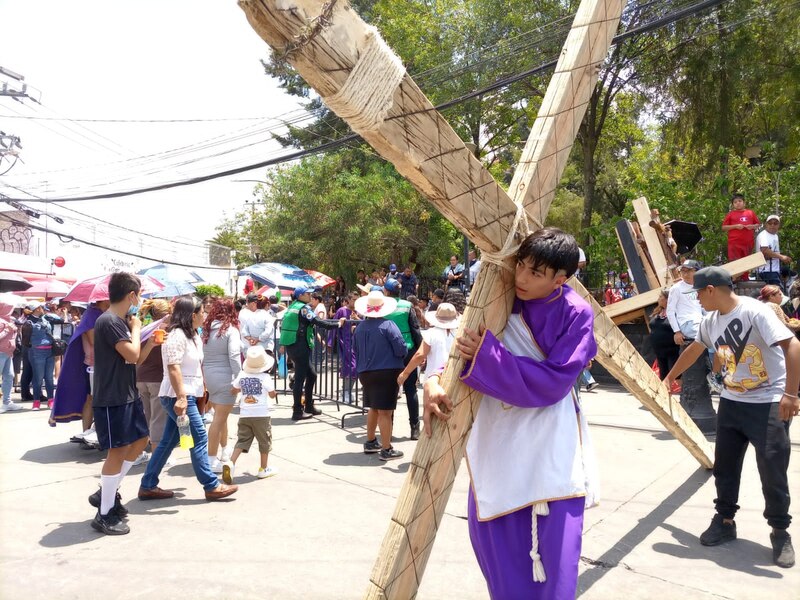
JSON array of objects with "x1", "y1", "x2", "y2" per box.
[
  {"x1": 359, "y1": 369, "x2": 401, "y2": 411},
  {"x1": 94, "y1": 398, "x2": 149, "y2": 450}
]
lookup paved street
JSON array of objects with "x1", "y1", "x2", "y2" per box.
[{"x1": 0, "y1": 384, "x2": 797, "y2": 599}]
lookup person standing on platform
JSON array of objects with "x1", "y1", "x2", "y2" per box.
[{"x1": 721, "y1": 193, "x2": 759, "y2": 281}]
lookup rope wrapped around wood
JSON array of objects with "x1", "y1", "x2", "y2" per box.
[
  {"x1": 480, "y1": 201, "x2": 531, "y2": 272},
  {"x1": 323, "y1": 26, "x2": 406, "y2": 135}
]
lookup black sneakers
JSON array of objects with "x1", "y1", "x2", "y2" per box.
[
  {"x1": 771, "y1": 530, "x2": 795, "y2": 568},
  {"x1": 363, "y1": 439, "x2": 381, "y2": 454},
  {"x1": 291, "y1": 412, "x2": 312, "y2": 421},
  {"x1": 304, "y1": 406, "x2": 322, "y2": 416},
  {"x1": 91, "y1": 510, "x2": 130, "y2": 535},
  {"x1": 88, "y1": 488, "x2": 128, "y2": 518},
  {"x1": 379, "y1": 447, "x2": 404, "y2": 461},
  {"x1": 410, "y1": 423, "x2": 420, "y2": 441},
  {"x1": 699, "y1": 514, "x2": 737, "y2": 546}
]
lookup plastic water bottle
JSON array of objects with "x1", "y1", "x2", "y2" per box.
[{"x1": 177, "y1": 415, "x2": 194, "y2": 449}]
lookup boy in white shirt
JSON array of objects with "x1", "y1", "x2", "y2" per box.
[{"x1": 223, "y1": 346, "x2": 277, "y2": 482}]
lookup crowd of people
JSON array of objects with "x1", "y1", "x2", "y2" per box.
[{"x1": 0, "y1": 215, "x2": 796, "y2": 594}]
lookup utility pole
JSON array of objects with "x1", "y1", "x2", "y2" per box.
[{"x1": 0, "y1": 66, "x2": 40, "y2": 176}]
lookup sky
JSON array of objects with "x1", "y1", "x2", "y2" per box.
[{"x1": 0, "y1": 0, "x2": 306, "y2": 266}]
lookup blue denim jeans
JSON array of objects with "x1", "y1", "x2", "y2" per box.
[
  {"x1": 29, "y1": 347, "x2": 55, "y2": 400},
  {"x1": 141, "y1": 396, "x2": 218, "y2": 491},
  {"x1": 0, "y1": 353, "x2": 13, "y2": 404}
]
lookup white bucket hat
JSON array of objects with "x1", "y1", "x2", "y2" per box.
[
  {"x1": 243, "y1": 346, "x2": 275, "y2": 374},
  {"x1": 425, "y1": 302, "x2": 460, "y2": 330},
  {"x1": 354, "y1": 290, "x2": 397, "y2": 318}
]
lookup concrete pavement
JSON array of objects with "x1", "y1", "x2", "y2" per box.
[{"x1": 0, "y1": 384, "x2": 797, "y2": 599}]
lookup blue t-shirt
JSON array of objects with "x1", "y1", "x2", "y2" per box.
[{"x1": 353, "y1": 318, "x2": 407, "y2": 373}]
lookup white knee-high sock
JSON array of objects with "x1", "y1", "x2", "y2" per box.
[
  {"x1": 118, "y1": 460, "x2": 135, "y2": 485},
  {"x1": 100, "y1": 474, "x2": 120, "y2": 515}
]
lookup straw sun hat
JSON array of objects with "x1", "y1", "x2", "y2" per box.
[
  {"x1": 425, "y1": 302, "x2": 460, "y2": 330},
  {"x1": 243, "y1": 346, "x2": 276, "y2": 374},
  {"x1": 354, "y1": 290, "x2": 397, "y2": 318}
]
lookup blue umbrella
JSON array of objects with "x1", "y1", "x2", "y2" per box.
[
  {"x1": 239, "y1": 262, "x2": 317, "y2": 293},
  {"x1": 146, "y1": 281, "x2": 197, "y2": 299},
  {"x1": 137, "y1": 264, "x2": 204, "y2": 285}
]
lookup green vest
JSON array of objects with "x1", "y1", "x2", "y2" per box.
[
  {"x1": 386, "y1": 299, "x2": 413, "y2": 350},
  {"x1": 278, "y1": 300, "x2": 314, "y2": 348}
]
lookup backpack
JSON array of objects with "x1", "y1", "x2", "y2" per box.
[{"x1": 0, "y1": 320, "x2": 17, "y2": 356}]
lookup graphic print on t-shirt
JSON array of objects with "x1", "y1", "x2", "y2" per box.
[
  {"x1": 239, "y1": 376, "x2": 263, "y2": 404},
  {"x1": 713, "y1": 317, "x2": 767, "y2": 393}
]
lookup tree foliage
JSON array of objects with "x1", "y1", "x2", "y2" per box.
[{"x1": 217, "y1": 0, "x2": 800, "y2": 287}]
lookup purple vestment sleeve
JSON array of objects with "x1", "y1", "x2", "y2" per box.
[{"x1": 460, "y1": 287, "x2": 596, "y2": 407}]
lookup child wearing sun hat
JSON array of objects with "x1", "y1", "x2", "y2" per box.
[{"x1": 223, "y1": 346, "x2": 277, "y2": 483}]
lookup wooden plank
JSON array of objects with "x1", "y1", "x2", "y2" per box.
[
  {"x1": 569, "y1": 277, "x2": 714, "y2": 468},
  {"x1": 604, "y1": 288, "x2": 662, "y2": 319},
  {"x1": 632, "y1": 197, "x2": 670, "y2": 286},
  {"x1": 611, "y1": 307, "x2": 647, "y2": 326},
  {"x1": 719, "y1": 252, "x2": 767, "y2": 277}
]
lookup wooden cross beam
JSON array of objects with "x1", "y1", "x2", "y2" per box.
[{"x1": 238, "y1": 1, "x2": 713, "y2": 597}]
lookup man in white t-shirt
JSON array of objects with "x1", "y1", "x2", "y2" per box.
[
  {"x1": 238, "y1": 293, "x2": 259, "y2": 352},
  {"x1": 666, "y1": 260, "x2": 716, "y2": 429},
  {"x1": 576, "y1": 247, "x2": 587, "y2": 281},
  {"x1": 757, "y1": 215, "x2": 792, "y2": 289},
  {"x1": 667, "y1": 266, "x2": 799, "y2": 569}
]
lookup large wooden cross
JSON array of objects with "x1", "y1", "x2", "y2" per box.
[{"x1": 239, "y1": 1, "x2": 719, "y2": 597}]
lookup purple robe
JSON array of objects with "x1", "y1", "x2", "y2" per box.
[
  {"x1": 460, "y1": 286, "x2": 597, "y2": 600},
  {"x1": 49, "y1": 306, "x2": 103, "y2": 426},
  {"x1": 331, "y1": 307, "x2": 357, "y2": 379}
]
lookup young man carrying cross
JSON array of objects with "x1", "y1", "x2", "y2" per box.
[
  {"x1": 667, "y1": 266, "x2": 799, "y2": 568},
  {"x1": 425, "y1": 227, "x2": 598, "y2": 599}
]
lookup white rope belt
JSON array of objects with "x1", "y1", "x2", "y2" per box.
[
  {"x1": 530, "y1": 501, "x2": 550, "y2": 582},
  {"x1": 480, "y1": 202, "x2": 531, "y2": 272}
]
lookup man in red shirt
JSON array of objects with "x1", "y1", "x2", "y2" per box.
[{"x1": 722, "y1": 193, "x2": 760, "y2": 280}]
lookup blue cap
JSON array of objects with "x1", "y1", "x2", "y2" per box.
[
  {"x1": 384, "y1": 279, "x2": 400, "y2": 294},
  {"x1": 389, "y1": 263, "x2": 397, "y2": 271},
  {"x1": 370, "y1": 285, "x2": 383, "y2": 292},
  {"x1": 293, "y1": 285, "x2": 313, "y2": 299}
]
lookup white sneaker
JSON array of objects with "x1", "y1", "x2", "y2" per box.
[
  {"x1": 132, "y1": 451, "x2": 151, "y2": 466},
  {"x1": 257, "y1": 466, "x2": 278, "y2": 479},
  {"x1": 0, "y1": 402, "x2": 22, "y2": 413},
  {"x1": 220, "y1": 446, "x2": 232, "y2": 462},
  {"x1": 83, "y1": 430, "x2": 99, "y2": 445},
  {"x1": 221, "y1": 462, "x2": 234, "y2": 484},
  {"x1": 203, "y1": 412, "x2": 214, "y2": 425},
  {"x1": 209, "y1": 457, "x2": 223, "y2": 473}
]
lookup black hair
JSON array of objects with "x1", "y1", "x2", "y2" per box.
[
  {"x1": 168, "y1": 296, "x2": 203, "y2": 341},
  {"x1": 444, "y1": 288, "x2": 466, "y2": 313},
  {"x1": 108, "y1": 272, "x2": 141, "y2": 303},
  {"x1": 311, "y1": 292, "x2": 323, "y2": 302},
  {"x1": 731, "y1": 192, "x2": 744, "y2": 202},
  {"x1": 432, "y1": 288, "x2": 445, "y2": 300},
  {"x1": 516, "y1": 227, "x2": 579, "y2": 278},
  {"x1": 268, "y1": 295, "x2": 278, "y2": 304},
  {"x1": 234, "y1": 298, "x2": 246, "y2": 311}
]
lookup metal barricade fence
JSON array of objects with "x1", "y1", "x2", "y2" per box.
[{"x1": 271, "y1": 319, "x2": 366, "y2": 428}]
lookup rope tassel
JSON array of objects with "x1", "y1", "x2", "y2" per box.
[{"x1": 530, "y1": 501, "x2": 549, "y2": 583}]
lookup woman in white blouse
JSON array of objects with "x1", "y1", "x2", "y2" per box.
[{"x1": 139, "y1": 296, "x2": 238, "y2": 501}]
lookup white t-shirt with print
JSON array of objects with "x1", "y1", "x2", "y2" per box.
[
  {"x1": 159, "y1": 328, "x2": 205, "y2": 398},
  {"x1": 697, "y1": 296, "x2": 792, "y2": 404},
  {"x1": 233, "y1": 371, "x2": 275, "y2": 418},
  {"x1": 756, "y1": 230, "x2": 781, "y2": 273}
]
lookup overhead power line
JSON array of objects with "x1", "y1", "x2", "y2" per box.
[{"x1": 6, "y1": 0, "x2": 733, "y2": 204}]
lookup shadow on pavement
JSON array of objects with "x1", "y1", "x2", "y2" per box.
[
  {"x1": 324, "y1": 451, "x2": 384, "y2": 467},
  {"x1": 40, "y1": 520, "x2": 104, "y2": 548},
  {"x1": 654, "y1": 522, "x2": 780, "y2": 579},
  {"x1": 578, "y1": 466, "x2": 712, "y2": 596},
  {"x1": 21, "y1": 443, "x2": 104, "y2": 465}
]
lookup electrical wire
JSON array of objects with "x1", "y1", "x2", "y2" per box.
[{"x1": 3, "y1": 0, "x2": 745, "y2": 203}]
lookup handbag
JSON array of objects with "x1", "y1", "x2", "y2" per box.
[{"x1": 47, "y1": 331, "x2": 67, "y2": 357}]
